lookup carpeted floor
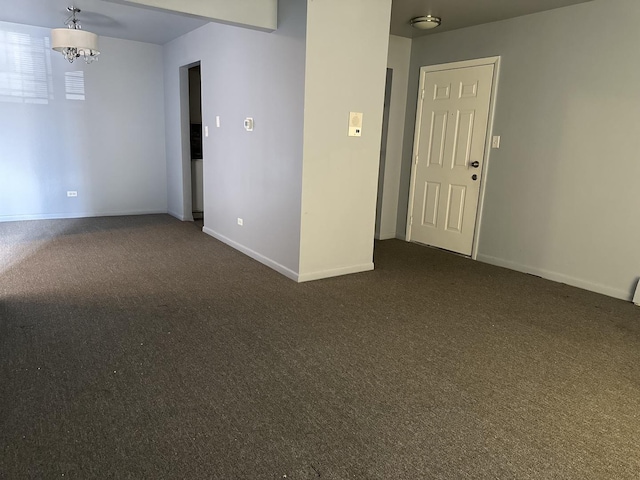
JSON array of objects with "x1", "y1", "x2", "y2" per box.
[{"x1": 1, "y1": 214, "x2": 638, "y2": 479}]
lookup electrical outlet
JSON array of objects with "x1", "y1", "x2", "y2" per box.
[
  {"x1": 67, "y1": 191, "x2": 78, "y2": 197},
  {"x1": 237, "y1": 218, "x2": 243, "y2": 226}
]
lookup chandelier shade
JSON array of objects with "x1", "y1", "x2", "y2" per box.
[{"x1": 51, "y1": 7, "x2": 100, "y2": 64}]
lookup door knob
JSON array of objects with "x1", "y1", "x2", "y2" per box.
[
  {"x1": 472, "y1": 174, "x2": 478, "y2": 181},
  {"x1": 470, "y1": 161, "x2": 480, "y2": 168}
]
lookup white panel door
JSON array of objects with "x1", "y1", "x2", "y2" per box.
[{"x1": 407, "y1": 64, "x2": 494, "y2": 256}]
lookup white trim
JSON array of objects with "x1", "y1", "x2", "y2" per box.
[
  {"x1": 420, "y1": 56, "x2": 500, "y2": 73},
  {"x1": 297, "y1": 263, "x2": 374, "y2": 283},
  {"x1": 179, "y1": 64, "x2": 193, "y2": 222},
  {"x1": 202, "y1": 227, "x2": 299, "y2": 281},
  {"x1": 378, "y1": 230, "x2": 397, "y2": 240},
  {"x1": 471, "y1": 57, "x2": 501, "y2": 260},
  {"x1": 477, "y1": 253, "x2": 631, "y2": 301},
  {"x1": 405, "y1": 56, "x2": 501, "y2": 260},
  {"x1": 0, "y1": 209, "x2": 167, "y2": 223},
  {"x1": 203, "y1": 227, "x2": 373, "y2": 283},
  {"x1": 404, "y1": 66, "x2": 425, "y2": 242},
  {"x1": 168, "y1": 210, "x2": 188, "y2": 221}
]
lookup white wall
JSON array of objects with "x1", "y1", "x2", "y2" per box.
[
  {"x1": 398, "y1": 0, "x2": 640, "y2": 300},
  {"x1": 163, "y1": 0, "x2": 306, "y2": 276},
  {"x1": 298, "y1": 0, "x2": 393, "y2": 281},
  {"x1": 0, "y1": 22, "x2": 167, "y2": 221},
  {"x1": 378, "y1": 35, "x2": 411, "y2": 240},
  {"x1": 115, "y1": 0, "x2": 278, "y2": 31}
]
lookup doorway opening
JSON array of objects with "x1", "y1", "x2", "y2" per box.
[
  {"x1": 375, "y1": 68, "x2": 393, "y2": 240},
  {"x1": 188, "y1": 64, "x2": 204, "y2": 226}
]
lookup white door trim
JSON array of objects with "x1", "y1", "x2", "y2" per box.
[{"x1": 406, "y1": 56, "x2": 501, "y2": 260}]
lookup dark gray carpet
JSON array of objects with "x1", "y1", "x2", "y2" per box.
[{"x1": 1, "y1": 214, "x2": 638, "y2": 479}]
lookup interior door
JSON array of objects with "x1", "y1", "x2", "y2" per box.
[{"x1": 407, "y1": 63, "x2": 494, "y2": 256}]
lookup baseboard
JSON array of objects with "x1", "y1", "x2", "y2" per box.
[
  {"x1": 0, "y1": 209, "x2": 168, "y2": 223},
  {"x1": 202, "y1": 227, "x2": 299, "y2": 281},
  {"x1": 476, "y1": 253, "x2": 630, "y2": 301},
  {"x1": 377, "y1": 230, "x2": 397, "y2": 240},
  {"x1": 168, "y1": 210, "x2": 196, "y2": 222},
  {"x1": 167, "y1": 210, "x2": 186, "y2": 221},
  {"x1": 297, "y1": 262, "x2": 374, "y2": 283}
]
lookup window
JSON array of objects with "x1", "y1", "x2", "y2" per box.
[{"x1": 0, "y1": 30, "x2": 53, "y2": 104}]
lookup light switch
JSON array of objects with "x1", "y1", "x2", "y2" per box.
[
  {"x1": 348, "y1": 112, "x2": 363, "y2": 137},
  {"x1": 244, "y1": 117, "x2": 254, "y2": 132},
  {"x1": 204, "y1": 126, "x2": 209, "y2": 137},
  {"x1": 492, "y1": 136, "x2": 501, "y2": 148},
  {"x1": 215, "y1": 116, "x2": 220, "y2": 128}
]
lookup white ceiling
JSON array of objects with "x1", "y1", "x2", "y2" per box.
[
  {"x1": 0, "y1": 0, "x2": 208, "y2": 45},
  {"x1": 0, "y1": 0, "x2": 595, "y2": 45},
  {"x1": 391, "y1": 0, "x2": 594, "y2": 38}
]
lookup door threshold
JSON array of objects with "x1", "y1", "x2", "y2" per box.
[{"x1": 410, "y1": 240, "x2": 471, "y2": 259}]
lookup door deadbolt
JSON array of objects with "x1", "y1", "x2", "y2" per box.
[{"x1": 470, "y1": 161, "x2": 480, "y2": 168}]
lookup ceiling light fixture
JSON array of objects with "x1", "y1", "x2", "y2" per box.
[
  {"x1": 410, "y1": 15, "x2": 442, "y2": 30},
  {"x1": 51, "y1": 6, "x2": 100, "y2": 64}
]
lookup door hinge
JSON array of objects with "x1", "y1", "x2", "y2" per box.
[
  {"x1": 421, "y1": 89, "x2": 425, "y2": 100},
  {"x1": 410, "y1": 216, "x2": 413, "y2": 225},
  {"x1": 414, "y1": 155, "x2": 419, "y2": 165}
]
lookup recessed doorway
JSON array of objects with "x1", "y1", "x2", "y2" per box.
[{"x1": 188, "y1": 64, "x2": 204, "y2": 225}]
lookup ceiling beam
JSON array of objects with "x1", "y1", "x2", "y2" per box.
[{"x1": 109, "y1": 0, "x2": 278, "y2": 31}]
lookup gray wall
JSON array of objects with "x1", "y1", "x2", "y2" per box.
[
  {"x1": 163, "y1": 0, "x2": 306, "y2": 275},
  {"x1": 379, "y1": 35, "x2": 411, "y2": 240},
  {"x1": 398, "y1": 0, "x2": 640, "y2": 300},
  {"x1": 299, "y1": 0, "x2": 392, "y2": 281},
  {"x1": 0, "y1": 22, "x2": 167, "y2": 221}
]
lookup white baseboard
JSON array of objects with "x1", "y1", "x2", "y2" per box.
[
  {"x1": 0, "y1": 209, "x2": 167, "y2": 223},
  {"x1": 476, "y1": 253, "x2": 630, "y2": 301},
  {"x1": 168, "y1": 210, "x2": 195, "y2": 222},
  {"x1": 202, "y1": 227, "x2": 374, "y2": 283},
  {"x1": 202, "y1": 227, "x2": 299, "y2": 281},
  {"x1": 297, "y1": 262, "x2": 374, "y2": 283},
  {"x1": 377, "y1": 230, "x2": 397, "y2": 240},
  {"x1": 167, "y1": 210, "x2": 187, "y2": 221}
]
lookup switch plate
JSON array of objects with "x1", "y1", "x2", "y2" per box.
[
  {"x1": 204, "y1": 126, "x2": 209, "y2": 137},
  {"x1": 244, "y1": 118, "x2": 254, "y2": 132},
  {"x1": 215, "y1": 116, "x2": 220, "y2": 128},
  {"x1": 237, "y1": 218, "x2": 243, "y2": 226},
  {"x1": 492, "y1": 136, "x2": 501, "y2": 148},
  {"x1": 67, "y1": 191, "x2": 77, "y2": 197},
  {"x1": 348, "y1": 112, "x2": 363, "y2": 137}
]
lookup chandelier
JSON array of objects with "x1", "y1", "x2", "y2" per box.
[{"x1": 51, "y1": 6, "x2": 100, "y2": 64}]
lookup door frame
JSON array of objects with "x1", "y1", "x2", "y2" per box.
[
  {"x1": 406, "y1": 56, "x2": 501, "y2": 260},
  {"x1": 375, "y1": 68, "x2": 394, "y2": 240},
  {"x1": 178, "y1": 60, "x2": 202, "y2": 222}
]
